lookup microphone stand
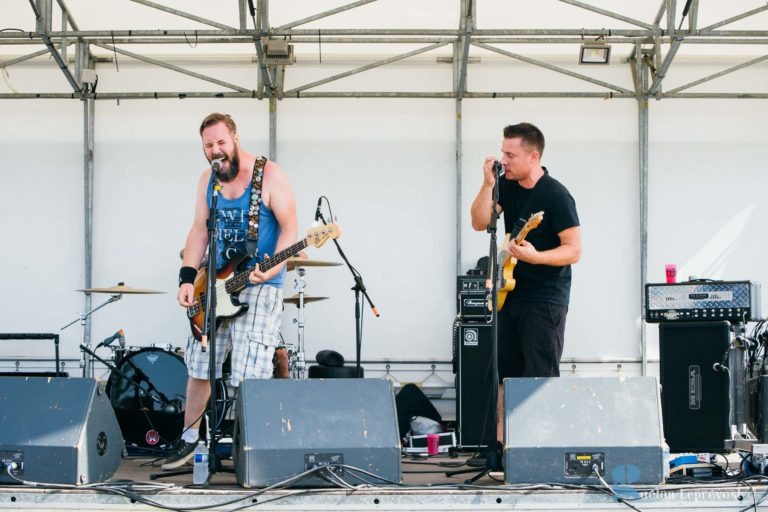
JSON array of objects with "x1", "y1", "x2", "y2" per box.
[
  {"x1": 152, "y1": 183, "x2": 232, "y2": 483},
  {"x1": 61, "y1": 293, "x2": 123, "y2": 378},
  {"x1": 79, "y1": 344, "x2": 174, "y2": 413},
  {"x1": 201, "y1": 184, "x2": 221, "y2": 482},
  {"x1": 318, "y1": 211, "x2": 379, "y2": 376},
  {"x1": 447, "y1": 168, "x2": 503, "y2": 482}
]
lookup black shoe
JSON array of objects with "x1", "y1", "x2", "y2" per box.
[{"x1": 161, "y1": 439, "x2": 197, "y2": 470}]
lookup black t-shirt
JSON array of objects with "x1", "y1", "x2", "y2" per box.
[{"x1": 498, "y1": 167, "x2": 579, "y2": 305}]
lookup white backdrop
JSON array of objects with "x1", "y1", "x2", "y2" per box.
[{"x1": 1, "y1": 4, "x2": 767, "y2": 386}]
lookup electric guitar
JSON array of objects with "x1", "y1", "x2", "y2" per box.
[
  {"x1": 496, "y1": 211, "x2": 544, "y2": 311},
  {"x1": 186, "y1": 223, "x2": 341, "y2": 340}
]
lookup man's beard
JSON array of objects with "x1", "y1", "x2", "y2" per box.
[{"x1": 213, "y1": 151, "x2": 239, "y2": 183}]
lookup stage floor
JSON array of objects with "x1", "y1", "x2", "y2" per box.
[{"x1": 2, "y1": 452, "x2": 768, "y2": 511}]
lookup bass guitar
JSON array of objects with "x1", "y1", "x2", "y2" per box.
[
  {"x1": 186, "y1": 223, "x2": 341, "y2": 340},
  {"x1": 496, "y1": 211, "x2": 544, "y2": 311}
]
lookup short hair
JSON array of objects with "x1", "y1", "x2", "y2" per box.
[
  {"x1": 199, "y1": 113, "x2": 237, "y2": 136},
  {"x1": 503, "y1": 122, "x2": 545, "y2": 157}
]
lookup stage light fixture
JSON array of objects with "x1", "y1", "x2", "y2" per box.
[{"x1": 579, "y1": 43, "x2": 611, "y2": 65}]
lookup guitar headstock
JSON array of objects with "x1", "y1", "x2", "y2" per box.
[
  {"x1": 527, "y1": 211, "x2": 544, "y2": 229},
  {"x1": 306, "y1": 223, "x2": 341, "y2": 248}
]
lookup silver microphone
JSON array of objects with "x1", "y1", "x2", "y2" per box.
[{"x1": 211, "y1": 158, "x2": 224, "y2": 174}]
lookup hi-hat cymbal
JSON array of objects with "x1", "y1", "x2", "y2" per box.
[
  {"x1": 78, "y1": 283, "x2": 165, "y2": 294},
  {"x1": 283, "y1": 294, "x2": 329, "y2": 306},
  {"x1": 286, "y1": 257, "x2": 342, "y2": 271}
]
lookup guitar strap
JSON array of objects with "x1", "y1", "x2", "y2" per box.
[{"x1": 245, "y1": 156, "x2": 267, "y2": 260}]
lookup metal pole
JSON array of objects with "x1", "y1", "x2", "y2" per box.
[
  {"x1": 83, "y1": 94, "x2": 95, "y2": 365},
  {"x1": 269, "y1": 95, "x2": 276, "y2": 161},
  {"x1": 638, "y1": 56, "x2": 649, "y2": 377}
]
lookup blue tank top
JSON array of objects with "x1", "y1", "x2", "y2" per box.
[{"x1": 206, "y1": 172, "x2": 285, "y2": 288}]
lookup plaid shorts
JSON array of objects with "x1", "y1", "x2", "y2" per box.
[{"x1": 185, "y1": 284, "x2": 283, "y2": 386}]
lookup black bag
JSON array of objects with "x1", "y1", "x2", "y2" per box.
[{"x1": 395, "y1": 383, "x2": 442, "y2": 438}]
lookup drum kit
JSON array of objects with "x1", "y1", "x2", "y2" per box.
[{"x1": 64, "y1": 257, "x2": 340, "y2": 452}]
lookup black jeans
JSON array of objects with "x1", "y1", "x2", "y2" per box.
[{"x1": 498, "y1": 300, "x2": 567, "y2": 380}]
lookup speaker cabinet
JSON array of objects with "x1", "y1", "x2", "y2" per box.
[
  {"x1": 234, "y1": 379, "x2": 401, "y2": 488},
  {"x1": 456, "y1": 323, "x2": 494, "y2": 448},
  {"x1": 503, "y1": 377, "x2": 664, "y2": 485},
  {"x1": 0, "y1": 377, "x2": 124, "y2": 485},
  {"x1": 659, "y1": 321, "x2": 731, "y2": 453}
]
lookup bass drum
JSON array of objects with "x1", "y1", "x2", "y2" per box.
[{"x1": 106, "y1": 347, "x2": 187, "y2": 451}]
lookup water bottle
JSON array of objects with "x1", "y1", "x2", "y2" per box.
[{"x1": 192, "y1": 441, "x2": 209, "y2": 485}]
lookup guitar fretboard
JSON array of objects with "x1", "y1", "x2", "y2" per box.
[{"x1": 224, "y1": 239, "x2": 309, "y2": 295}]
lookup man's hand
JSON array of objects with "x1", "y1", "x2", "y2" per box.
[
  {"x1": 482, "y1": 156, "x2": 498, "y2": 188},
  {"x1": 508, "y1": 239, "x2": 540, "y2": 265},
  {"x1": 249, "y1": 253, "x2": 277, "y2": 284},
  {"x1": 178, "y1": 283, "x2": 196, "y2": 307}
]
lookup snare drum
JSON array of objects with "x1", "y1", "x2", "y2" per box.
[{"x1": 106, "y1": 346, "x2": 187, "y2": 450}]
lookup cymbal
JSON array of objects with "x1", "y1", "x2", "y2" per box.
[
  {"x1": 78, "y1": 283, "x2": 165, "y2": 294},
  {"x1": 286, "y1": 257, "x2": 342, "y2": 271},
  {"x1": 283, "y1": 294, "x2": 329, "y2": 305}
]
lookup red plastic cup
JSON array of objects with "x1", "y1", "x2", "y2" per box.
[
  {"x1": 426, "y1": 434, "x2": 439, "y2": 455},
  {"x1": 665, "y1": 264, "x2": 677, "y2": 284}
]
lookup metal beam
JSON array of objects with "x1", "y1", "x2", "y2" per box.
[
  {"x1": 647, "y1": 36, "x2": 684, "y2": 96},
  {"x1": 286, "y1": 42, "x2": 448, "y2": 94},
  {"x1": 686, "y1": 0, "x2": 699, "y2": 32},
  {"x1": 129, "y1": 0, "x2": 237, "y2": 30},
  {"x1": 665, "y1": 54, "x2": 768, "y2": 94},
  {"x1": 93, "y1": 43, "x2": 254, "y2": 93},
  {"x1": 0, "y1": 48, "x2": 53, "y2": 68},
  {"x1": 34, "y1": 0, "x2": 83, "y2": 98},
  {"x1": 473, "y1": 42, "x2": 634, "y2": 95},
  {"x1": 276, "y1": 0, "x2": 378, "y2": 30},
  {"x1": 455, "y1": 0, "x2": 474, "y2": 100},
  {"x1": 82, "y1": 96, "x2": 95, "y2": 351},
  {"x1": 558, "y1": 0, "x2": 656, "y2": 30},
  {"x1": 699, "y1": 4, "x2": 768, "y2": 33},
  {"x1": 637, "y1": 59, "x2": 649, "y2": 377}
]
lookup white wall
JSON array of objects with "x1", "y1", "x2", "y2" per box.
[{"x1": 1, "y1": 3, "x2": 767, "y2": 386}]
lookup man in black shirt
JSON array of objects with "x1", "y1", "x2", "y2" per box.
[{"x1": 470, "y1": 122, "x2": 581, "y2": 442}]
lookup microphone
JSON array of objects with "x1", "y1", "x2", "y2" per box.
[
  {"x1": 211, "y1": 158, "x2": 224, "y2": 174},
  {"x1": 96, "y1": 329, "x2": 125, "y2": 349},
  {"x1": 492, "y1": 161, "x2": 504, "y2": 178},
  {"x1": 314, "y1": 196, "x2": 323, "y2": 222}
]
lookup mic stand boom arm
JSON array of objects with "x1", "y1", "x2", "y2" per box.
[
  {"x1": 318, "y1": 211, "x2": 379, "y2": 377},
  {"x1": 78, "y1": 344, "x2": 173, "y2": 411}
]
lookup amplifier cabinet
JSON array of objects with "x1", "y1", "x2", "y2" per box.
[
  {"x1": 659, "y1": 321, "x2": 731, "y2": 453},
  {"x1": 455, "y1": 323, "x2": 494, "y2": 448},
  {"x1": 457, "y1": 275, "x2": 488, "y2": 321},
  {"x1": 646, "y1": 280, "x2": 760, "y2": 323}
]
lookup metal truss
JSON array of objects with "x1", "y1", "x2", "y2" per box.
[
  {"x1": 2, "y1": 0, "x2": 767, "y2": 371},
  {"x1": 1, "y1": 0, "x2": 767, "y2": 101}
]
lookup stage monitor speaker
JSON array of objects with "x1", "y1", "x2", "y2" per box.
[
  {"x1": 456, "y1": 322, "x2": 494, "y2": 448},
  {"x1": 0, "y1": 377, "x2": 124, "y2": 485},
  {"x1": 234, "y1": 379, "x2": 401, "y2": 488},
  {"x1": 503, "y1": 377, "x2": 664, "y2": 485},
  {"x1": 659, "y1": 321, "x2": 731, "y2": 453}
]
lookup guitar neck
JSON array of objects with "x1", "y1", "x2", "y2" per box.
[
  {"x1": 514, "y1": 229, "x2": 531, "y2": 245},
  {"x1": 226, "y1": 238, "x2": 309, "y2": 294}
]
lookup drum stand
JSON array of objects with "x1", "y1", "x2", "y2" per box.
[
  {"x1": 290, "y1": 267, "x2": 308, "y2": 379},
  {"x1": 61, "y1": 292, "x2": 123, "y2": 378}
]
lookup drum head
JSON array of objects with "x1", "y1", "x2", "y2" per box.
[{"x1": 107, "y1": 347, "x2": 187, "y2": 450}]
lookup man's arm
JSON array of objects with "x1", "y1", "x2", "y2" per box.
[
  {"x1": 470, "y1": 157, "x2": 502, "y2": 231},
  {"x1": 178, "y1": 170, "x2": 212, "y2": 307},
  {"x1": 508, "y1": 226, "x2": 581, "y2": 267},
  {"x1": 250, "y1": 161, "x2": 298, "y2": 282}
]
